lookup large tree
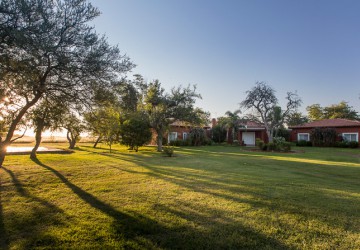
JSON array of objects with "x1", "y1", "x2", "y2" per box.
[
  {"x1": 0, "y1": 0, "x2": 133, "y2": 166},
  {"x1": 241, "y1": 81, "x2": 302, "y2": 142},
  {"x1": 224, "y1": 110, "x2": 241, "y2": 144},
  {"x1": 120, "y1": 112, "x2": 152, "y2": 152},
  {"x1": 306, "y1": 101, "x2": 359, "y2": 121},
  {"x1": 29, "y1": 98, "x2": 65, "y2": 159},
  {"x1": 143, "y1": 80, "x2": 202, "y2": 151},
  {"x1": 286, "y1": 111, "x2": 309, "y2": 126}
]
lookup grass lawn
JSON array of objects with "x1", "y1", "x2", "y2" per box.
[{"x1": 1, "y1": 144, "x2": 359, "y2": 249}]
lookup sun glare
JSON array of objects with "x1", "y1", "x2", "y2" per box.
[{"x1": 6, "y1": 146, "x2": 49, "y2": 152}]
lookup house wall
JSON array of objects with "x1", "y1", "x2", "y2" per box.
[
  {"x1": 150, "y1": 126, "x2": 211, "y2": 145},
  {"x1": 290, "y1": 127, "x2": 360, "y2": 142},
  {"x1": 236, "y1": 130, "x2": 268, "y2": 144}
]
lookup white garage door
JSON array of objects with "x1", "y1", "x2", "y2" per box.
[{"x1": 242, "y1": 132, "x2": 255, "y2": 146}]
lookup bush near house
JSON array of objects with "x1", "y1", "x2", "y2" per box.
[
  {"x1": 296, "y1": 140, "x2": 313, "y2": 147},
  {"x1": 310, "y1": 128, "x2": 337, "y2": 147},
  {"x1": 256, "y1": 137, "x2": 291, "y2": 152},
  {"x1": 335, "y1": 141, "x2": 359, "y2": 148},
  {"x1": 162, "y1": 146, "x2": 175, "y2": 156}
]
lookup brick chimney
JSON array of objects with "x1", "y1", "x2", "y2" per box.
[{"x1": 211, "y1": 118, "x2": 217, "y2": 128}]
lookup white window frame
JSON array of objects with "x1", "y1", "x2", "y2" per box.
[
  {"x1": 298, "y1": 133, "x2": 310, "y2": 141},
  {"x1": 183, "y1": 132, "x2": 188, "y2": 141},
  {"x1": 168, "y1": 132, "x2": 178, "y2": 143},
  {"x1": 342, "y1": 133, "x2": 358, "y2": 142}
]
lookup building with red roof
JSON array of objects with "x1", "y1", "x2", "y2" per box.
[{"x1": 289, "y1": 118, "x2": 360, "y2": 143}]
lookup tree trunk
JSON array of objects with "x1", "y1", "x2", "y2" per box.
[
  {"x1": 157, "y1": 134, "x2": 163, "y2": 152},
  {"x1": 0, "y1": 94, "x2": 42, "y2": 167},
  {"x1": 67, "y1": 131, "x2": 77, "y2": 149},
  {"x1": 93, "y1": 135, "x2": 101, "y2": 148},
  {"x1": 30, "y1": 125, "x2": 44, "y2": 159},
  {"x1": 69, "y1": 139, "x2": 76, "y2": 149},
  {"x1": 0, "y1": 142, "x2": 9, "y2": 167},
  {"x1": 267, "y1": 130, "x2": 273, "y2": 143}
]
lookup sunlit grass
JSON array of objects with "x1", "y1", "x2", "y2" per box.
[{"x1": 1, "y1": 144, "x2": 359, "y2": 249}]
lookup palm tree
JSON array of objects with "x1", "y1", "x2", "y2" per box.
[{"x1": 225, "y1": 110, "x2": 241, "y2": 144}]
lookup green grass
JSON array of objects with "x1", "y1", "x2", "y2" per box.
[{"x1": 1, "y1": 144, "x2": 360, "y2": 249}]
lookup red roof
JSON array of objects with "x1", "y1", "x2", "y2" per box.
[
  {"x1": 289, "y1": 119, "x2": 360, "y2": 129},
  {"x1": 237, "y1": 120, "x2": 265, "y2": 129}
]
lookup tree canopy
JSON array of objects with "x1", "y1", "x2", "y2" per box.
[
  {"x1": 142, "y1": 79, "x2": 204, "y2": 151},
  {"x1": 306, "y1": 101, "x2": 359, "y2": 121},
  {"x1": 241, "y1": 81, "x2": 302, "y2": 142},
  {"x1": 0, "y1": 0, "x2": 133, "y2": 166}
]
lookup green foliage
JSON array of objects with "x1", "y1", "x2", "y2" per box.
[
  {"x1": 282, "y1": 142, "x2": 292, "y2": 152},
  {"x1": 224, "y1": 110, "x2": 242, "y2": 143},
  {"x1": 142, "y1": 79, "x2": 204, "y2": 151},
  {"x1": 211, "y1": 125, "x2": 227, "y2": 143},
  {"x1": 310, "y1": 128, "x2": 337, "y2": 147},
  {"x1": 256, "y1": 138, "x2": 267, "y2": 151},
  {"x1": 241, "y1": 82, "x2": 302, "y2": 142},
  {"x1": 348, "y1": 141, "x2": 359, "y2": 148},
  {"x1": 162, "y1": 146, "x2": 174, "y2": 157},
  {"x1": 0, "y1": 0, "x2": 133, "y2": 165},
  {"x1": 189, "y1": 127, "x2": 207, "y2": 146},
  {"x1": 62, "y1": 112, "x2": 86, "y2": 149},
  {"x1": 286, "y1": 112, "x2": 309, "y2": 126},
  {"x1": 267, "y1": 142, "x2": 276, "y2": 151},
  {"x1": 296, "y1": 140, "x2": 312, "y2": 147},
  {"x1": 120, "y1": 113, "x2": 152, "y2": 152},
  {"x1": 169, "y1": 139, "x2": 191, "y2": 147},
  {"x1": 306, "y1": 102, "x2": 359, "y2": 121},
  {"x1": 335, "y1": 141, "x2": 359, "y2": 148},
  {"x1": 274, "y1": 128, "x2": 291, "y2": 141}
]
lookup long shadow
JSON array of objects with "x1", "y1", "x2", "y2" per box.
[
  {"x1": 98, "y1": 149, "x2": 360, "y2": 234},
  {"x1": 31, "y1": 158, "x2": 291, "y2": 249},
  {"x1": 1, "y1": 166, "x2": 66, "y2": 249},
  {"x1": 31, "y1": 158, "x2": 167, "y2": 248},
  {"x1": 0, "y1": 174, "x2": 9, "y2": 250}
]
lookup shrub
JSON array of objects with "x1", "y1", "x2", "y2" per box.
[
  {"x1": 169, "y1": 140, "x2": 182, "y2": 146},
  {"x1": 335, "y1": 141, "x2": 348, "y2": 148},
  {"x1": 348, "y1": 141, "x2": 359, "y2": 148},
  {"x1": 296, "y1": 140, "x2": 308, "y2": 147},
  {"x1": 189, "y1": 127, "x2": 207, "y2": 146},
  {"x1": 256, "y1": 139, "x2": 265, "y2": 150},
  {"x1": 211, "y1": 125, "x2": 227, "y2": 143},
  {"x1": 310, "y1": 127, "x2": 337, "y2": 147},
  {"x1": 282, "y1": 142, "x2": 292, "y2": 152},
  {"x1": 274, "y1": 128, "x2": 291, "y2": 141},
  {"x1": 267, "y1": 142, "x2": 276, "y2": 151},
  {"x1": 162, "y1": 146, "x2": 174, "y2": 157},
  {"x1": 273, "y1": 137, "x2": 290, "y2": 151}
]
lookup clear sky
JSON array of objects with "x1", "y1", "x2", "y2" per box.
[{"x1": 89, "y1": 0, "x2": 360, "y2": 118}]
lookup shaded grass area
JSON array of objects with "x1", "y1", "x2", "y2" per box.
[{"x1": 0, "y1": 144, "x2": 359, "y2": 249}]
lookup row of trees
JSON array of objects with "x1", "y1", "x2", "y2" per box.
[
  {"x1": 212, "y1": 82, "x2": 359, "y2": 144},
  {"x1": 0, "y1": 0, "x2": 207, "y2": 166},
  {"x1": 211, "y1": 82, "x2": 302, "y2": 143}
]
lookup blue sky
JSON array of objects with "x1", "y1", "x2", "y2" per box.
[{"x1": 89, "y1": 0, "x2": 360, "y2": 118}]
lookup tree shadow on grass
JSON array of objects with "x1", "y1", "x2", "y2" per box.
[
  {"x1": 1, "y1": 166, "x2": 66, "y2": 249},
  {"x1": 97, "y1": 150, "x2": 360, "y2": 236},
  {"x1": 31, "y1": 158, "x2": 167, "y2": 248},
  {"x1": 0, "y1": 186, "x2": 8, "y2": 250},
  {"x1": 31, "y1": 158, "x2": 291, "y2": 249}
]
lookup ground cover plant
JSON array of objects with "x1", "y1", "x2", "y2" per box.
[{"x1": 1, "y1": 144, "x2": 359, "y2": 249}]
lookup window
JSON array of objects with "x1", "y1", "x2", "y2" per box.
[
  {"x1": 298, "y1": 133, "x2": 310, "y2": 141},
  {"x1": 342, "y1": 133, "x2": 358, "y2": 142},
  {"x1": 168, "y1": 132, "x2": 178, "y2": 142},
  {"x1": 183, "y1": 132, "x2": 188, "y2": 141}
]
